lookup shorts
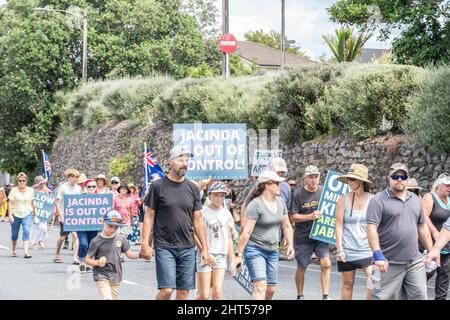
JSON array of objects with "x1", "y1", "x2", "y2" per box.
[
  {"x1": 196, "y1": 252, "x2": 227, "y2": 272},
  {"x1": 295, "y1": 241, "x2": 330, "y2": 268},
  {"x1": 155, "y1": 246, "x2": 196, "y2": 290},
  {"x1": 138, "y1": 209, "x2": 145, "y2": 223},
  {"x1": 337, "y1": 257, "x2": 372, "y2": 272},
  {"x1": 244, "y1": 244, "x2": 279, "y2": 285},
  {"x1": 60, "y1": 222, "x2": 70, "y2": 237}
]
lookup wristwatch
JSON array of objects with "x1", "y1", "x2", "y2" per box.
[{"x1": 234, "y1": 252, "x2": 242, "y2": 257}]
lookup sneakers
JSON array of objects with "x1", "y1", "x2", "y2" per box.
[
  {"x1": 296, "y1": 295, "x2": 304, "y2": 300},
  {"x1": 86, "y1": 266, "x2": 93, "y2": 273},
  {"x1": 79, "y1": 265, "x2": 86, "y2": 274},
  {"x1": 120, "y1": 257, "x2": 125, "y2": 263},
  {"x1": 322, "y1": 295, "x2": 332, "y2": 300}
]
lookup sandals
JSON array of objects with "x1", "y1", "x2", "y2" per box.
[
  {"x1": 12, "y1": 252, "x2": 17, "y2": 257},
  {"x1": 72, "y1": 261, "x2": 80, "y2": 265},
  {"x1": 53, "y1": 256, "x2": 63, "y2": 263},
  {"x1": 24, "y1": 254, "x2": 32, "y2": 259}
]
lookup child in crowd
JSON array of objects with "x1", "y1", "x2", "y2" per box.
[{"x1": 86, "y1": 210, "x2": 148, "y2": 300}]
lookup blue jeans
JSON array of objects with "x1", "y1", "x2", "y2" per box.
[
  {"x1": 244, "y1": 244, "x2": 279, "y2": 285},
  {"x1": 11, "y1": 214, "x2": 33, "y2": 241},
  {"x1": 77, "y1": 231, "x2": 99, "y2": 261},
  {"x1": 155, "y1": 247, "x2": 196, "y2": 290}
]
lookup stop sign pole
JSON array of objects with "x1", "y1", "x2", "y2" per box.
[{"x1": 222, "y1": 0, "x2": 230, "y2": 77}]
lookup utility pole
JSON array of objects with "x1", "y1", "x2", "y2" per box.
[
  {"x1": 222, "y1": 0, "x2": 230, "y2": 78},
  {"x1": 281, "y1": 0, "x2": 285, "y2": 71}
]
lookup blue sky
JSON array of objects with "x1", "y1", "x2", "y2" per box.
[{"x1": 216, "y1": 0, "x2": 393, "y2": 60}]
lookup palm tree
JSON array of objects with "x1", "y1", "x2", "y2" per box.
[{"x1": 323, "y1": 27, "x2": 373, "y2": 62}]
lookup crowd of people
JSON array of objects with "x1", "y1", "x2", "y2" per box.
[{"x1": 1, "y1": 144, "x2": 449, "y2": 301}]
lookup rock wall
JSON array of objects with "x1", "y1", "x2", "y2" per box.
[{"x1": 51, "y1": 120, "x2": 449, "y2": 194}]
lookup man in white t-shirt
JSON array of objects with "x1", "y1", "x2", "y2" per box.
[{"x1": 54, "y1": 169, "x2": 82, "y2": 264}]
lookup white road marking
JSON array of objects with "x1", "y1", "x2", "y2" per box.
[
  {"x1": 0, "y1": 245, "x2": 10, "y2": 250},
  {"x1": 122, "y1": 280, "x2": 149, "y2": 289},
  {"x1": 278, "y1": 263, "x2": 444, "y2": 291}
]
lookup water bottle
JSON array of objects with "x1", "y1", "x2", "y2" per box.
[
  {"x1": 368, "y1": 265, "x2": 381, "y2": 290},
  {"x1": 426, "y1": 260, "x2": 438, "y2": 273}
]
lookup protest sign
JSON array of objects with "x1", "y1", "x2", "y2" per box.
[
  {"x1": 250, "y1": 149, "x2": 282, "y2": 176},
  {"x1": 230, "y1": 224, "x2": 253, "y2": 295},
  {"x1": 309, "y1": 170, "x2": 350, "y2": 245},
  {"x1": 173, "y1": 123, "x2": 248, "y2": 180},
  {"x1": 63, "y1": 194, "x2": 113, "y2": 232},
  {"x1": 34, "y1": 192, "x2": 56, "y2": 222}
]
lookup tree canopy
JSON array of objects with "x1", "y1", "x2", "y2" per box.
[{"x1": 328, "y1": 0, "x2": 450, "y2": 66}]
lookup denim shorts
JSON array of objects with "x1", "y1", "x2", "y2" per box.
[
  {"x1": 155, "y1": 246, "x2": 196, "y2": 290},
  {"x1": 11, "y1": 214, "x2": 33, "y2": 241},
  {"x1": 196, "y1": 252, "x2": 227, "y2": 272},
  {"x1": 244, "y1": 244, "x2": 279, "y2": 285},
  {"x1": 295, "y1": 241, "x2": 330, "y2": 267}
]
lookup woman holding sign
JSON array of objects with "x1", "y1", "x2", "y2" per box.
[
  {"x1": 233, "y1": 170, "x2": 294, "y2": 300},
  {"x1": 31, "y1": 176, "x2": 51, "y2": 250},
  {"x1": 335, "y1": 164, "x2": 374, "y2": 300},
  {"x1": 8, "y1": 172, "x2": 36, "y2": 258}
]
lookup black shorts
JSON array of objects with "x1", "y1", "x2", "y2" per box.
[
  {"x1": 138, "y1": 207, "x2": 145, "y2": 223},
  {"x1": 59, "y1": 222, "x2": 70, "y2": 237},
  {"x1": 337, "y1": 257, "x2": 372, "y2": 272}
]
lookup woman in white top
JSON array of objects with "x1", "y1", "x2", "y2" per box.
[
  {"x1": 335, "y1": 164, "x2": 374, "y2": 300},
  {"x1": 8, "y1": 172, "x2": 36, "y2": 258},
  {"x1": 195, "y1": 181, "x2": 236, "y2": 300}
]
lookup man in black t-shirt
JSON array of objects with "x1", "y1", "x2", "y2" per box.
[{"x1": 141, "y1": 145, "x2": 214, "y2": 300}]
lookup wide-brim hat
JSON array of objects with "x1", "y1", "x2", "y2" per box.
[
  {"x1": 95, "y1": 174, "x2": 107, "y2": 184},
  {"x1": 337, "y1": 164, "x2": 374, "y2": 189},
  {"x1": 406, "y1": 178, "x2": 423, "y2": 190},
  {"x1": 34, "y1": 175, "x2": 47, "y2": 185},
  {"x1": 77, "y1": 173, "x2": 88, "y2": 185},
  {"x1": 118, "y1": 184, "x2": 131, "y2": 194}
]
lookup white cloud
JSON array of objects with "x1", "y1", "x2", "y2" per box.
[{"x1": 215, "y1": 0, "x2": 393, "y2": 60}]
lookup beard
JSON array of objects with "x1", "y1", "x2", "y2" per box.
[
  {"x1": 174, "y1": 167, "x2": 187, "y2": 177},
  {"x1": 392, "y1": 184, "x2": 405, "y2": 192}
]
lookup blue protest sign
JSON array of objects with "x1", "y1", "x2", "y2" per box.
[
  {"x1": 63, "y1": 194, "x2": 113, "y2": 232},
  {"x1": 34, "y1": 192, "x2": 56, "y2": 222},
  {"x1": 173, "y1": 123, "x2": 248, "y2": 180},
  {"x1": 309, "y1": 170, "x2": 350, "y2": 245},
  {"x1": 230, "y1": 224, "x2": 253, "y2": 295}
]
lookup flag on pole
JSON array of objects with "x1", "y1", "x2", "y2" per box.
[
  {"x1": 42, "y1": 150, "x2": 52, "y2": 180},
  {"x1": 144, "y1": 143, "x2": 164, "y2": 192}
]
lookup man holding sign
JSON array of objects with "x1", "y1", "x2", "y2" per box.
[{"x1": 289, "y1": 165, "x2": 331, "y2": 300}]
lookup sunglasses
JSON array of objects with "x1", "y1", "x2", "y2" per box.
[
  {"x1": 391, "y1": 174, "x2": 408, "y2": 181},
  {"x1": 111, "y1": 181, "x2": 119, "y2": 184},
  {"x1": 289, "y1": 184, "x2": 296, "y2": 187},
  {"x1": 18, "y1": 180, "x2": 26, "y2": 183},
  {"x1": 86, "y1": 185, "x2": 96, "y2": 189}
]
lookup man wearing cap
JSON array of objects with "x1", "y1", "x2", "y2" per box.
[
  {"x1": 290, "y1": 165, "x2": 331, "y2": 300},
  {"x1": 366, "y1": 163, "x2": 433, "y2": 300},
  {"x1": 141, "y1": 145, "x2": 213, "y2": 300}
]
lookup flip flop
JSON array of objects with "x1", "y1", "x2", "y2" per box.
[
  {"x1": 53, "y1": 258, "x2": 63, "y2": 263},
  {"x1": 72, "y1": 261, "x2": 80, "y2": 265}
]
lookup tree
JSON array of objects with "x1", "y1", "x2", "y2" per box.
[
  {"x1": 244, "y1": 29, "x2": 310, "y2": 59},
  {"x1": 322, "y1": 27, "x2": 373, "y2": 62},
  {"x1": 328, "y1": 0, "x2": 450, "y2": 66},
  {"x1": 0, "y1": 0, "x2": 221, "y2": 173}
]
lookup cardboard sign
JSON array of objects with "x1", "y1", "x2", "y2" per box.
[{"x1": 34, "y1": 192, "x2": 56, "y2": 222}]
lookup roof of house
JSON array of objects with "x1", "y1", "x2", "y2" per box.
[
  {"x1": 356, "y1": 48, "x2": 391, "y2": 63},
  {"x1": 236, "y1": 41, "x2": 315, "y2": 67}
]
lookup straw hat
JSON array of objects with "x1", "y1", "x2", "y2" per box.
[
  {"x1": 77, "y1": 173, "x2": 88, "y2": 185},
  {"x1": 406, "y1": 178, "x2": 423, "y2": 190},
  {"x1": 337, "y1": 164, "x2": 374, "y2": 189},
  {"x1": 95, "y1": 174, "x2": 108, "y2": 184}
]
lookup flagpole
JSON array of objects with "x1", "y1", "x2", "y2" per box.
[
  {"x1": 42, "y1": 150, "x2": 48, "y2": 180},
  {"x1": 144, "y1": 142, "x2": 148, "y2": 191}
]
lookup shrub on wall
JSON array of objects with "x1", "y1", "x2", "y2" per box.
[
  {"x1": 405, "y1": 65, "x2": 450, "y2": 152},
  {"x1": 330, "y1": 64, "x2": 423, "y2": 139}
]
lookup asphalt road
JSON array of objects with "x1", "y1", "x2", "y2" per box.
[{"x1": 0, "y1": 221, "x2": 445, "y2": 300}]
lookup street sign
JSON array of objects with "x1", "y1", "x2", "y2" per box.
[{"x1": 219, "y1": 33, "x2": 238, "y2": 54}]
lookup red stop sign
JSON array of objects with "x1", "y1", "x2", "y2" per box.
[{"x1": 218, "y1": 33, "x2": 238, "y2": 53}]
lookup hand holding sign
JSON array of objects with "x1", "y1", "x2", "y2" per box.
[{"x1": 311, "y1": 210, "x2": 323, "y2": 220}]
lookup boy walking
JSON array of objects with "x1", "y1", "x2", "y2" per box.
[{"x1": 86, "y1": 210, "x2": 146, "y2": 300}]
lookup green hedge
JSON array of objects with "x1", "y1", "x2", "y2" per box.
[{"x1": 405, "y1": 66, "x2": 450, "y2": 152}]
